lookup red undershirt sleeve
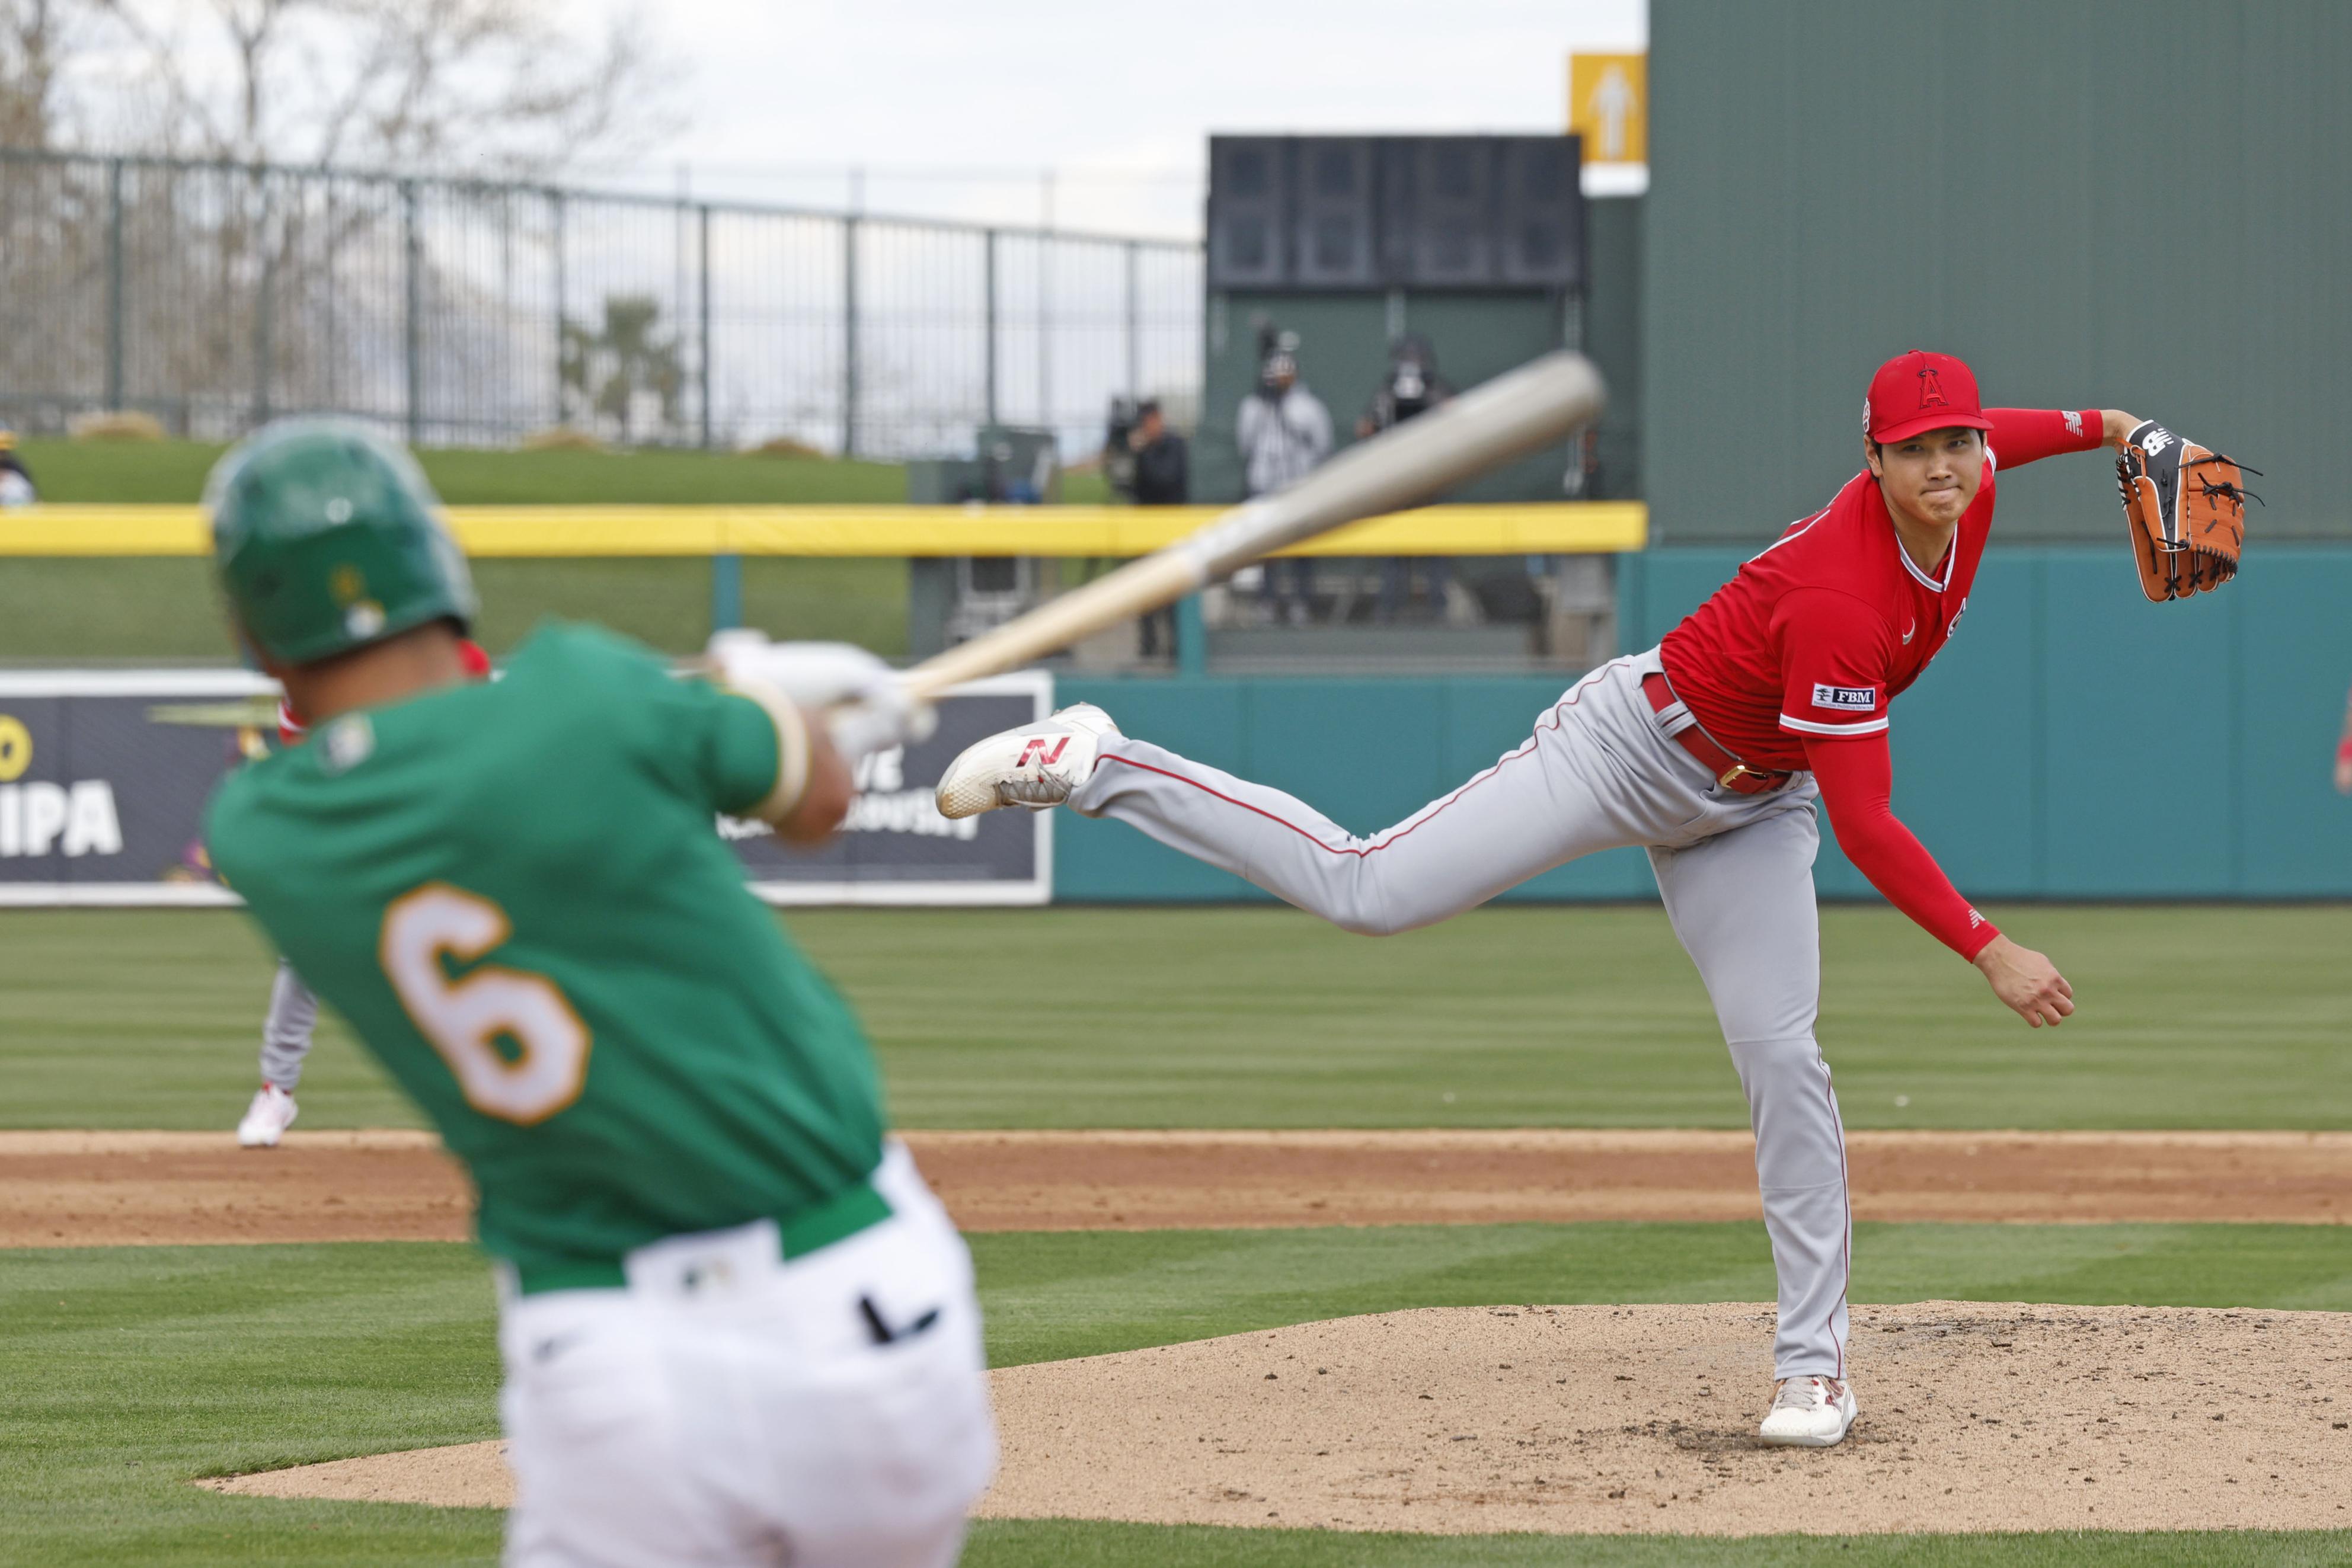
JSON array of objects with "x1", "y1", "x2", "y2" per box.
[
  {"x1": 1984, "y1": 408, "x2": 2102, "y2": 469},
  {"x1": 1804, "y1": 729, "x2": 2000, "y2": 961}
]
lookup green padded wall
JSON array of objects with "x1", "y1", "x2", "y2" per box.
[{"x1": 1644, "y1": 0, "x2": 2351, "y2": 542}]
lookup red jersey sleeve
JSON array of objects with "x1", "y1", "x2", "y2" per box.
[
  {"x1": 1985, "y1": 409, "x2": 2102, "y2": 470},
  {"x1": 1769, "y1": 588, "x2": 1894, "y2": 743},
  {"x1": 1804, "y1": 729, "x2": 2001, "y2": 960}
]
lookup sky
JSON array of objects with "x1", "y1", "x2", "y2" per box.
[{"x1": 594, "y1": 0, "x2": 1648, "y2": 236}]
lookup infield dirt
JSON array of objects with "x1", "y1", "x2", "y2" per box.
[
  {"x1": 204, "y1": 1301, "x2": 2352, "y2": 1534},
  {"x1": 7, "y1": 1128, "x2": 2351, "y2": 1246}
]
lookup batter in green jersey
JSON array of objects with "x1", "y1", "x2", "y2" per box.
[
  {"x1": 210, "y1": 622, "x2": 888, "y2": 1287},
  {"x1": 203, "y1": 418, "x2": 993, "y2": 1568}
]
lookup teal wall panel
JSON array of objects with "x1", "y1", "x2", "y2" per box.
[
  {"x1": 2040, "y1": 558, "x2": 2238, "y2": 894},
  {"x1": 1877, "y1": 555, "x2": 2041, "y2": 896},
  {"x1": 2238, "y1": 565, "x2": 2352, "y2": 892},
  {"x1": 1056, "y1": 545, "x2": 2352, "y2": 904},
  {"x1": 1243, "y1": 680, "x2": 1452, "y2": 827},
  {"x1": 1054, "y1": 680, "x2": 1256, "y2": 901}
]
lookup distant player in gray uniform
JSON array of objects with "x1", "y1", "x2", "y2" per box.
[
  {"x1": 237, "y1": 641, "x2": 493, "y2": 1148},
  {"x1": 942, "y1": 350, "x2": 2146, "y2": 1448}
]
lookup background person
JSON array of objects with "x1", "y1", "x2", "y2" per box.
[
  {"x1": 1119, "y1": 398, "x2": 1189, "y2": 507},
  {"x1": 1355, "y1": 335, "x2": 1456, "y2": 622},
  {"x1": 234, "y1": 637, "x2": 495, "y2": 1148},
  {"x1": 2335, "y1": 684, "x2": 2352, "y2": 795},
  {"x1": 1115, "y1": 398, "x2": 1188, "y2": 660},
  {"x1": 0, "y1": 428, "x2": 36, "y2": 507},
  {"x1": 1235, "y1": 334, "x2": 1332, "y2": 624}
]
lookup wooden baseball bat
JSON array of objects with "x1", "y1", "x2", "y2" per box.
[{"x1": 899, "y1": 349, "x2": 1606, "y2": 703}]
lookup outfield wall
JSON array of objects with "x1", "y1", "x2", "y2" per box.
[{"x1": 1058, "y1": 546, "x2": 2352, "y2": 903}]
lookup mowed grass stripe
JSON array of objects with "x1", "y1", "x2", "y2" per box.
[
  {"x1": 7, "y1": 906, "x2": 2351, "y2": 1132},
  {"x1": 5, "y1": 1225, "x2": 2351, "y2": 1565}
]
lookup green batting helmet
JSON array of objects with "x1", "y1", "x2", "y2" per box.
[{"x1": 207, "y1": 418, "x2": 476, "y2": 665}]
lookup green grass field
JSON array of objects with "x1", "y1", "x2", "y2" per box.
[
  {"x1": 11, "y1": 1227, "x2": 2352, "y2": 1567},
  {"x1": 7, "y1": 902, "x2": 2350, "y2": 1564},
  {"x1": 7, "y1": 905, "x2": 2349, "y2": 1132},
  {"x1": 0, "y1": 555, "x2": 910, "y2": 661}
]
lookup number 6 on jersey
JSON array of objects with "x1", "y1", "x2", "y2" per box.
[{"x1": 380, "y1": 884, "x2": 592, "y2": 1124}]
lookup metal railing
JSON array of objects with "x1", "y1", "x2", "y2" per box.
[{"x1": 0, "y1": 149, "x2": 1204, "y2": 457}]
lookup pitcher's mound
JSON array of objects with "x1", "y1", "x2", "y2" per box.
[
  {"x1": 977, "y1": 1302, "x2": 2352, "y2": 1534},
  {"x1": 204, "y1": 1302, "x2": 2352, "y2": 1535}
]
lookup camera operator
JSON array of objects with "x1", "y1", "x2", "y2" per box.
[
  {"x1": 1112, "y1": 398, "x2": 1188, "y2": 506},
  {"x1": 1236, "y1": 332, "x2": 1332, "y2": 623},
  {"x1": 1108, "y1": 398, "x2": 1189, "y2": 658},
  {"x1": 1356, "y1": 337, "x2": 1455, "y2": 622}
]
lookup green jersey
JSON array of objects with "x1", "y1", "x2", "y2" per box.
[{"x1": 206, "y1": 622, "x2": 885, "y2": 1284}]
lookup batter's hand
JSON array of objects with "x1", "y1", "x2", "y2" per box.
[
  {"x1": 1972, "y1": 934, "x2": 2075, "y2": 1028},
  {"x1": 704, "y1": 632, "x2": 937, "y2": 759}
]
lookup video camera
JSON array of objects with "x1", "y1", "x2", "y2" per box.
[{"x1": 1102, "y1": 396, "x2": 1140, "y2": 495}]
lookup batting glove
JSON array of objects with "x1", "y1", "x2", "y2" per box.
[{"x1": 704, "y1": 632, "x2": 935, "y2": 757}]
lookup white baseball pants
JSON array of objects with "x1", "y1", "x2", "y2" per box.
[
  {"x1": 1070, "y1": 650, "x2": 1854, "y2": 1380},
  {"x1": 258, "y1": 958, "x2": 319, "y2": 1090},
  {"x1": 497, "y1": 1144, "x2": 997, "y2": 1568}
]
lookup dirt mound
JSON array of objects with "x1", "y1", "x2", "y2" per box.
[
  {"x1": 202, "y1": 1301, "x2": 2352, "y2": 1534},
  {"x1": 980, "y1": 1301, "x2": 2352, "y2": 1534},
  {"x1": 204, "y1": 1441, "x2": 510, "y2": 1509},
  {"x1": 8, "y1": 1129, "x2": 2350, "y2": 1247}
]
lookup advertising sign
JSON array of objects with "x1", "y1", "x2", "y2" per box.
[{"x1": 0, "y1": 668, "x2": 1052, "y2": 907}]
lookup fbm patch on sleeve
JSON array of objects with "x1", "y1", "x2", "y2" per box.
[{"x1": 1810, "y1": 683, "x2": 1878, "y2": 712}]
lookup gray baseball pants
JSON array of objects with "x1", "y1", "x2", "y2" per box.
[
  {"x1": 1068, "y1": 649, "x2": 1854, "y2": 1380},
  {"x1": 260, "y1": 956, "x2": 320, "y2": 1091}
]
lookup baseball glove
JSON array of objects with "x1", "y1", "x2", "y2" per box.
[{"x1": 2115, "y1": 420, "x2": 2260, "y2": 602}]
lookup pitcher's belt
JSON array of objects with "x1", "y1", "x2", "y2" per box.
[
  {"x1": 512, "y1": 1175, "x2": 893, "y2": 1296},
  {"x1": 1640, "y1": 671, "x2": 1797, "y2": 796}
]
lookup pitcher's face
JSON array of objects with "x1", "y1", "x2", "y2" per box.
[{"x1": 1868, "y1": 427, "x2": 1985, "y2": 530}]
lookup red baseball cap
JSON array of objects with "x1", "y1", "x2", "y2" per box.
[{"x1": 1865, "y1": 350, "x2": 1994, "y2": 444}]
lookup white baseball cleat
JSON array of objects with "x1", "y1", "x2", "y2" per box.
[
  {"x1": 935, "y1": 703, "x2": 1121, "y2": 819},
  {"x1": 1757, "y1": 1374, "x2": 1857, "y2": 1447},
  {"x1": 237, "y1": 1084, "x2": 298, "y2": 1148}
]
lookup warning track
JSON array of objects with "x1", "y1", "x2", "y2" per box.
[{"x1": 5, "y1": 1128, "x2": 2348, "y2": 1247}]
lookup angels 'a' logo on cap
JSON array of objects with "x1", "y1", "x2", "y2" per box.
[
  {"x1": 1861, "y1": 398, "x2": 1872, "y2": 434},
  {"x1": 1918, "y1": 364, "x2": 1948, "y2": 408}
]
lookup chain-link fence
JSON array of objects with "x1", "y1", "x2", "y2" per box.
[{"x1": 0, "y1": 150, "x2": 1204, "y2": 458}]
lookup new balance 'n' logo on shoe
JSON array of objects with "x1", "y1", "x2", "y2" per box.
[{"x1": 935, "y1": 703, "x2": 1120, "y2": 819}]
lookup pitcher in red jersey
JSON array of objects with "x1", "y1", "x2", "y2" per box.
[{"x1": 938, "y1": 349, "x2": 2144, "y2": 1448}]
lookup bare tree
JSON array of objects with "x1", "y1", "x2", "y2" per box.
[
  {"x1": 72, "y1": 0, "x2": 678, "y2": 174},
  {"x1": 0, "y1": 0, "x2": 73, "y2": 148}
]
